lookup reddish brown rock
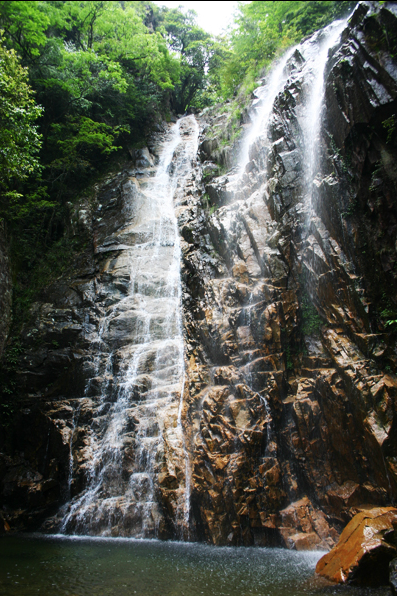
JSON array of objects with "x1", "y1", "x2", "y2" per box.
[{"x1": 316, "y1": 508, "x2": 397, "y2": 585}]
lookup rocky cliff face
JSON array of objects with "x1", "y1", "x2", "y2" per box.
[
  {"x1": 1, "y1": 1, "x2": 397, "y2": 548},
  {"x1": 180, "y1": 1, "x2": 397, "y2": 547}
]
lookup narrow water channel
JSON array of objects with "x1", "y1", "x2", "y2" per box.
[{"x1": 0, "y1": 535, "x2": 390, "y2": 596}]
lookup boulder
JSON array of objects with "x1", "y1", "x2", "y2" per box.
[{"x1": 316, "y1": 507, "x2": 397, "y2": 586}]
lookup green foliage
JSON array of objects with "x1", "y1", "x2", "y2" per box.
[
  {"x1": 0, "y1": 1, "x2": 50, "y2": 60},
  {"x1": 380, "y1": 293, "x2": 397, "y2": 330},
  {"x1": 49, "y1": 117, "x2": 129, "y2": 182},
  {"x1": 0, "y1": 38, "x2": 43, "y2": 212},
  {"x1": 328, "y1": 132, "x2": 351, "y2": 174},
  {"x1": 385, "y1": 319, "x2": 397, "y2": 328},
  {"x1": 0, "y1": 1, "x2": 187, "y2": 325},
  {"x1": 341, "y1": 197, "x2": 357, "y2": 218},
  {"x1": 202, "y1": 193, "x2": 211, "y2": 207},
  {"x1": 0, "y1": 0, "x2": 183, "y2": 203},
  {"x1": 159, "y1": 7, "x2": 213, "y2": 112}
]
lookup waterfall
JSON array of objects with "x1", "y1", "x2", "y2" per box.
[
  {"x1": 62, "y1": 116, "x2": 199, "y2": 537},
  {"x1": 61, "y1": 18, "x2": 347, "y2": 542}
]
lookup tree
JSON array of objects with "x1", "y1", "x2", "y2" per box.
[
  {"x1": 0, "y1": 1, "x2": 50, "y2": 62},
  {"x1": 0, "y1": 1, "x2": 182, "y2": 193},
  {"x1": 160, "y1": 7, "x2": 213, "y2": 112},
  {"x1": 0, "y1": 38, "x2": 43, "y2": 215}
]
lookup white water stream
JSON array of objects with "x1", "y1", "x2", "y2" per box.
[
  {"x1": 213, "y1": 20, "x2": 347, "y2": 464},
  {"x1": 62, "y1": 116, "x2": 199, "y2": 536},
  {"x1": 238, "y1": 48, "x2": 296, "y2": 178},
  {"x1": 298, "y1": 20, "x2": 347, "y2": 219}
]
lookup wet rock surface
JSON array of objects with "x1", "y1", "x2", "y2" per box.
[{"x1": 0, "y1": 2, "x2": 397, "y2": 548}]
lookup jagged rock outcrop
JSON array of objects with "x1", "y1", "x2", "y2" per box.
[{"x1": 0, "y1": 1, "x2": 396, "y2": 549}]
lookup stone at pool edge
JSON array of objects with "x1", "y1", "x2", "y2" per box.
[{"x1": 315, "y1": 507, "x2": 397, "y2": 586}]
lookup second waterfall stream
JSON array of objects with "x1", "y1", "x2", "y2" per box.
[{"x1": 61, "y1": 116, "x2": 199, "y2": 537}]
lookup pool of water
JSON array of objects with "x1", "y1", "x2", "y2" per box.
[{"x1": 0, "y1": 534, "x2": 390, "y2": 596}]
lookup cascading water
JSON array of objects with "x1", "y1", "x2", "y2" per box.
[
  {"x1": 238, "y1": 48, "x2": 296, "y2": 178},
  {"x1": 62, "y1": 116, "x2": 199, "y2": 537},
  {"x1": 225, "y1": 50, "x2": 297, "y2": 451},
  {"x1": 60, "y1": 17, "x2": 349, "y2": 544}
]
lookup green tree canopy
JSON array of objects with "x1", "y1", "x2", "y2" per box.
[{"x1": 159, "y1": 7, "x2": 214, "y2": 112}]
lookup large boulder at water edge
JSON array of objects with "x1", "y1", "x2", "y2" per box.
[{"x1": 316, "y1": 507, "x2": 397, "y2": 586}]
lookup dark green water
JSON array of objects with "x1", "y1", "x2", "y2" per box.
[{"x1": 0, "y1": 535, "x2": 390, "y2": 596}]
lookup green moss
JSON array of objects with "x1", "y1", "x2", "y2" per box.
[
  {"x1": 383, "y1": 116, "x2": 396, "y2": 144},
  {"x1": 328, "y1": 133, "x2": 351, "y2": 175},
  {"x1": 301, "y1": 291, "x2": 323, "y2": 335},
  {"x1": 380, "y1": 292, "x2": 397, "y2": 329},
  {"x1": 341, "y1": 197, "x2": 358, "y2": 218},
  {"x1": 285, "y1": 345, "x2": 294, "y2": 371}
]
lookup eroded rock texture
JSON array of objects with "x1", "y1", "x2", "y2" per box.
[{"x1": 0, "y1": 2, "x2": 397, "y2": 547}]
